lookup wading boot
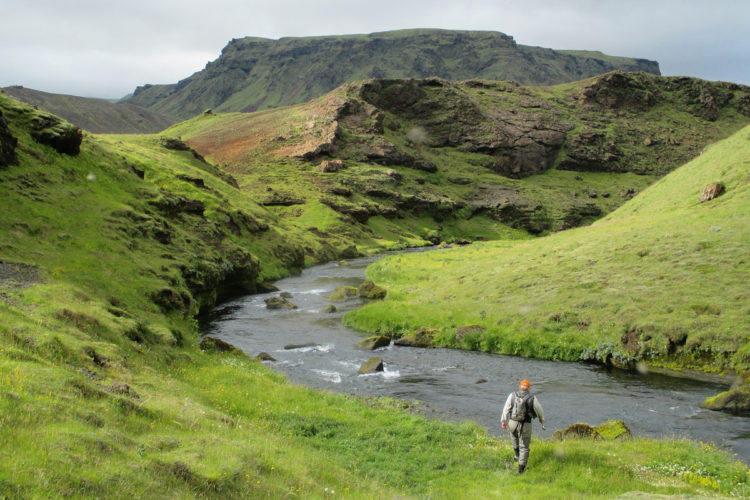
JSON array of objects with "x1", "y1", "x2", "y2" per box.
[
  {"x1": 518, "y1": 464, "x2": 526, "y2": 474},
  {"x1": 513, "y1": 448, "x2": 519, "y2": 462}
]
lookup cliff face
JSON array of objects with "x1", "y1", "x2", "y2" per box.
[{"x1": 125, "y1": 29, "x2": 660, "y2": 120}]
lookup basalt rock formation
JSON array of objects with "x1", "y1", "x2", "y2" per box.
[{"x1": 125, "y1": 29, "x2": 660, "y2": 120}]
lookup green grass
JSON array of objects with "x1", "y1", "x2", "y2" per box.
[
  {"x1": 2, "y1": 93, "x2": 750, "y2": 498},
  {"x1": 346, "y1": 126, "x2": 750, "y2": 373}
]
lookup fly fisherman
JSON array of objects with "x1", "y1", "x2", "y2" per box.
[{"x1": 501, "y1": 379, "x2": 545, "y2": 474}]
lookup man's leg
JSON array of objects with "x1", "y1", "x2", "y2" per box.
[
  {"x1": 508, "y1": 421, "x2": 520, "y2": 461},
  {"x1": 518, "y1": 422, "x2": 533, "y2": 473}
]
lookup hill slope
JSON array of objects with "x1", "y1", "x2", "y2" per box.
[
  {"x1": 125, "y1": 29, "x2": 660, "y2": 119},
  {"x1": 346, "y1": 125, "x2": 750, "y2": 379},
  {"x1": 166, "y1": 72, "x2": 750, "y2": 244},
  {"x1": 2, "y1": 86, "x2": 177, "y2": 133},
  {"x1": 1, "y1": 94, "x2": 749, "y2": 498}
]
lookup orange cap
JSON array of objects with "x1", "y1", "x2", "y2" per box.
[{"x1": 519, "y1": 380, "x2": 531, "y2": 389}]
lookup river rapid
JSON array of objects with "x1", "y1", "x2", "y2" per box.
[{"x1": 201, "y1": 250, "x2": 750, "y2": 462}]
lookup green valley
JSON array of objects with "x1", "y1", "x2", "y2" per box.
[{"x1": 2, "y1": 63, "x2": 750, "y2": 498}]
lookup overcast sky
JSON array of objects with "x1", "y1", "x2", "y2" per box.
[{"x1": 2, "y1": 0, "x2": 748, "y2": 99}]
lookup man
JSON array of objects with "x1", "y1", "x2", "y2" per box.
[{"x1": 501, "y1": 379, "x2": 545, "y2": 474}]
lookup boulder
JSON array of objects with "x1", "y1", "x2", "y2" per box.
[
  {"x1": 699, "y1": 183, "x2": 724, "y2": 202},
  {"x1": 357, "y1": 280, "x2": 387, "y2": 299},
  {"x1": 200, "y1": 336, "x2": 240, "y2": 353},
  {"x1": 280, "y1": 291, "x2": 293, "y2": 299},
  {"x1": 328, "y1": 286, "x2": 359, "y2": 301},
  {"x1": 394, "y1": 326, "x2": 438, "y2": 348},
  {"x1": 0, "y1": 110, "x2": 18, "y2": 168},
  {"x1": 357, "y1": 335, "x2": 391, "y2": 350},
  {"x1": 455, "y1": 325, "x2": 485, "y2": 342},
  {"x1": 264, "y1": 297, "x2": 298, "y2": 310},
  {"x1": 322, "y1": 304, "x2": 337, "y2": 313},
  {"x1": 30, "y1": 111, "x2": 82, "y2": 155},
  {"x1": 358, "y1": 357, "x2": 384, "y2": 374},
  {"x1": 255, "y1": 352, "x2": 276, "y2": 362},
  {"x1": 318, "y1": 159, "x2": 344, "y2": 173}
]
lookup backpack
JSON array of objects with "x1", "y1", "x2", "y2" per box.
[{"x1": 509, "y1": 391, "x2": 535, "y2": 422}]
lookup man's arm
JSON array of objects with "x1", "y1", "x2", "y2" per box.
[
  {"x1": 534, "y1": 397, "x2": 545, "y2": 426},
  {"x1": 501, "y1": 393, "x2": 513, "y2": 426}
]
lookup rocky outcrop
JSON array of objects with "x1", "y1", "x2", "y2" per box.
[
  {"x1": 358, "y1": 357, "x2": 384, "y2": 374},
  {"x1": 700, "y1": 183, "x2": 725, "y2": 202},
  {"x1": 0, "y1": 110, "x2": 18, "y2": 168},
  {"x1": 29, "y1": 111, "x2": 82, "y2": 155}
]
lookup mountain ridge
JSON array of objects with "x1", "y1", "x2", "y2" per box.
[
  {"x1": 124, "y1": 29, "x2": 660, "y2": 120},
  {"x1": 1, "y1": 85, "x2": 177, "y2": 134}
]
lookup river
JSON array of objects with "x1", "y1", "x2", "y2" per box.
[{"x1": 201, "y1": 251, "x2": 750, "y2": 461}]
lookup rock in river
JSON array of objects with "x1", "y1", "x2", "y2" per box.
[
  {"x1": 265, "y1": 296, "x2": 298, "y2": 310},
  {"x1": 284, "y1": 343, "x2": 320, "y2": 350},
  {"x1": 356, "y1": 335, "x2": 390, "y2": 350},
  {"x1": 358, "y1": 357, "x2": 384, "y2": 374}
]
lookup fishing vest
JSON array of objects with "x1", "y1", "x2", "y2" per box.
[{"x1": 509, "y1": 391, "x2": 536, "y2": 423}]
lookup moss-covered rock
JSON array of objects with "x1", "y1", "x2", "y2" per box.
[
  {"x1": 594, "y1": 420, "x2": 632, "y2": 440},
  {"x1": 356, "y1": 335, "x2": 391, "y2": 350},
  {"x1": 394, "y1": 327, "x2": 438, "y2": 348},
  {"x1": 701, "y1": 373, "x2": 750, "y2": 414},
  {"x1": 358, "y1": 357, "x2": 384, "y2": 374},
  {"x1": 553, "y1": 420, "x2": 631, "y2": 441},
  {"x1": 358, "y1": 280, "x2": 386, "y2": 299},
  {"x1": 552, "y1": 423, "x2": 601, "y2": 441},
  {"x1": 328, "y1": 286, "x2": 358, "y2": 301},
  {"x1": 200, "y1": 336, "x2": 241, "y2": 353},
  {"x1": 0, "y1": 109, "x2": 18, "y2": 167},
  {"x1": 29, "y1": 110, "x2": 82, "y2": 155},
  {"x1": 264, "y1": 296, "x2": 298, "y2": 310}
]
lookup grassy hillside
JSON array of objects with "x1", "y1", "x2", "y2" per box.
[
  {"x1": 125, "y1": 29, "x2": 660, "y2": 120},
  {"x1": 166, "y1": 73, "x2": 750, "y2": 247},
  {"x1": 2, "y1": 86, "x2": 177, "y2": 133},
  {"x1": 346, "y1": 126, "x2": 750, "y2": 378},
  {"x1": 1, "y1": 94, "x2": 749, "y2": 498}
]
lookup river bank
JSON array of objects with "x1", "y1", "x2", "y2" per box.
[{"x1": 201, "y1": 251, "x2": 750, "y2": 462}]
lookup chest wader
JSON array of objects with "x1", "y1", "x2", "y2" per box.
[{"x1": 508, "y1": 391, "x2": 534, "y2": 473}]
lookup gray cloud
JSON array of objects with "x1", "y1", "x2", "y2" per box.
[{"x1": 1, "y1": 0, "x2": 748, "y2": 98}]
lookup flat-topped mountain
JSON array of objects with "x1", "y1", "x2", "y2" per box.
[
  {"x1": 2, "y1": 86, "x2": 176, "y2": 133},
  {"x1": 125, "y1": 29, "x2": 660, "y2": 120}
]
